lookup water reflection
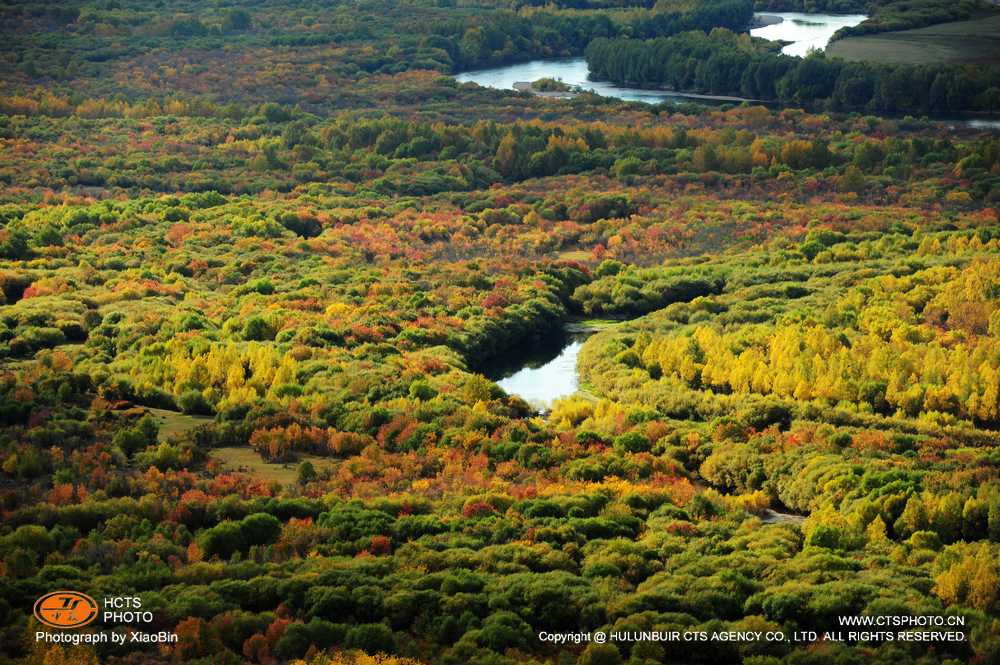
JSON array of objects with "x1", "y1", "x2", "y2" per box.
[
  {"x1": 455, "y1": 58, "x2": 733, "y2": 105},
  {"x1": 486, "y1": 330, "x2": 593, "y2": 411}
]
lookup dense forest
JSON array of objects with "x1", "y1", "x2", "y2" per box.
[
  {"x1": 0, "y1": 0, "x2": 753, "y2": 95},
  {"x1": 0, "y1": 0, "x2": 998, "y2": 665},
  {"x1": 586, "y1": 28, "x2": 1000, "y2": 113}
]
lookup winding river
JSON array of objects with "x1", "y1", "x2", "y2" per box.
[
  {"x1": 750, "y1": 12, "x2": 867, "y2": 57},
  {"x1": 456, "y1": 59, "x2": 742, "y2": 105},
  {"x1": 455, "y1": 14, "x2": 1000, "y2": 131},
  {"x1": 456, "y1": 12, "x2": 866, "y2": 105}
]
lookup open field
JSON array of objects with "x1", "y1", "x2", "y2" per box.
[
  {"x1": 556, "y1": 249, "x2": 593, "y2": 261},
  {"x1": 211, "y1": 446, "x2": 336, "y2": 484},
  {"x1": 146, "y1": 408, "x2": 213, "y2": 442},
  {"x1": 828, "y1": 14, "x2": 1000, "y2": 64}
]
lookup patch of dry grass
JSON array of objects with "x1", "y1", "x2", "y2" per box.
[{"x1": 211, "y1": 446, "x2": 336, "y2": 484}]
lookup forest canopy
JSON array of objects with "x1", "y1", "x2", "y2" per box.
[
  {"x1": 0, "y1": 0, "x2": 998, "y2": 664},
  {"x1": 586, "y1": 28, "x2": 1000, "y2": 113}
]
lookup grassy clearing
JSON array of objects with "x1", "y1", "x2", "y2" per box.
[
  {"x1": 211, "y1": 446, "x2": 336, "y2": 484},
  {"x1": 827, "y1": 14, "x2": 1000, "y2": 65},
  {"x1": 146, "y1": 408, "x2": 213, "y2": 442},
  {"x1": 565, "y1": 318, "x2": 623, "y2": 332}
]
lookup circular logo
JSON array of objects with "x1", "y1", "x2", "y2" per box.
[{"x1": 33, "y1": 591, "x2": 99, "y2": 629}]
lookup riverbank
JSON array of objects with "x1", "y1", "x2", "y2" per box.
[
  {"x1": 751, "y1": 14, "x2": 783, "y2": 29},
  {"x1": 513, "y1": 81, "x2": 579, "y2": 99},
  {"x1": 456, "y1": 59, "x2": 764, "y2": 106},
  {"x1": 632, "y1": 88, "x2": 764, "y2": 104},
  {"x1": 749, "y1": 10, "x2": 867, "y2": 57},
  {"x1": 507, "y1": 72, "x2": 766, "y2": 105},
  {"x1": 457, "y1": 58, "x2": 1000, "y2": 129}
]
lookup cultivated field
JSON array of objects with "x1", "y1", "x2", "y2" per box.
[{"x1": 828, "y1": 14, "x2": 1000, "y2": 64}]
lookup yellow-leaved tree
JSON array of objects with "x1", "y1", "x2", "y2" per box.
[{"x1": 933, "y1": 542, "x2": 1000, "y2": 613}]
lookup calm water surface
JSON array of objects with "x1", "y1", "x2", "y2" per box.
[
  {"x1": 456, "y1": 13, "x2": 869, "y2": 103},
  {"x1": 454, "y1": 13, "x2": 998, "y2": 130},
  {"x1": 488, "y1": 330, "x2": 594, "y2": 411},
  {"x1": 455, "y1": 59, "x2": 721, "y2": 105},
  {"x1": 750, "y1": 12, "x2": 867, "y2": 57}
]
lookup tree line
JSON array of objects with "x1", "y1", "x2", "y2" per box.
[{"x1": 585, "y1": 28, "x2": 1000, "y2": 113}]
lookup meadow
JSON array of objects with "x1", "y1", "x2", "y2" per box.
[{"x1": 828, "y1": 14, "x2": 1000, "y2": 65}]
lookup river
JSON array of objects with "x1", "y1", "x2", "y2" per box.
[
  {"x1": 456, "y1": 12, "x2": 865, "y2": 105},
  {"x1": 750, "y1": 12, "x2": 867, "y2": 57},
  {"x1": 455, "y1": 53, "x2": 1000, "y2": 131},
  {"x1": 487, "y1": 325, "x2": 601, "y2": 411},
  {"x1": 455, "y1": 59, "x2": 740, "y2": 105}
]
